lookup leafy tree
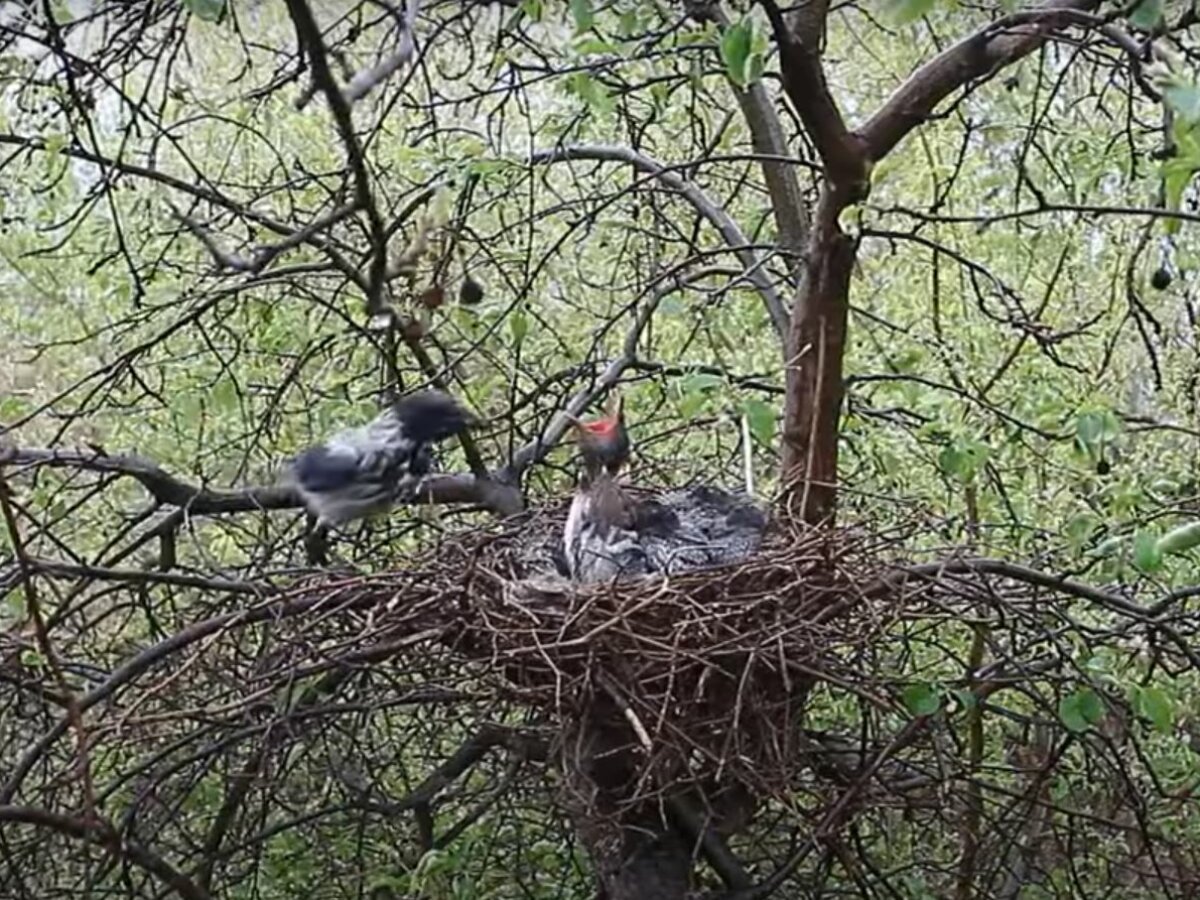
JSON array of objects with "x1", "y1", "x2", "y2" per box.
[{"x1": 3, "y1": 1, "x2": 1200, "y2": 898}]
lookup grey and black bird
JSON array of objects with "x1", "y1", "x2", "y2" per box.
[
  {"x1": 562, "y1": 395, "x2": 647, "y2": 583},
  {"x1": 291, "y1": 389, "x2": 476, "y2": 527},
  {"x1": 562, "y1": 394, "x2": 767, "y2": 584}
]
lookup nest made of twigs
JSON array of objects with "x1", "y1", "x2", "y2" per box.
[{"x1": 314, "y1": 504, "x2": 931, "y2": 799}]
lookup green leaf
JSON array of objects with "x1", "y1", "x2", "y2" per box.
[
  {"x1": 745, "y1": 52, "x2": 765, "y2": 87},
  {"x1": 519, "y1": 0, "x2": 543, "y2": 22},
  {"x1": 1157, "y1": 521, "x2": 1200, "y2": 556},
  {"x1": 1074, "y1": 409, "x2": 1120, "y2": 459},
  {"x1": 1064, "y1": 512, "x2": 1100, "y2": 551},
  {"x1": 565, "y1": 71, "x2": 612, "y2": 115},
  {"x1": 902, "y1": 682, "x2": 941, "y2": 717},
  {"x1": 3, "y1": 591, "x2": 25, "y2": 624},
  {"x1": 1132, "y1": 529, "x2": 1163, "y2": 573},
  {"x1": 509, "y1": 309, "x2": 529, "y2": 345},
  {"x1": 1163, "y1": 81, "x2": 1200, "y2": 125},
  {"x1": 677, "y1": 373, "x2": 722, "y2": 418},
  {"x1": 950, "y1": 688, "x2": 978, "y2": 711},
  {"x1": 573, "y1": 37, "x2": 618, "y2": 56},
  {"x1": 568, "y1": 0, "x2": 594, "y2": 33},
  {"x1": 42, "y1": 133, "x2": 67, "y2": 156},
  {"x1": 680, "y1": 372, "x2": 724, "y2": 394},
  {"x1": 1161, "y1": 119, "x2": 1200, "y2": 236},
  {"x1": 719, "y1": 19, "x2": 753, "y2": 88},
  {"x1": 1059, "y1": 687, "x2": 1105, "y2": 733},
  {"x1": 742, "y1": 398, "x2": 776, "y2": 446},
  {"x1": 1131, "y1": 685, "x2": 1174, "y2": 733},
  {"x1": 1128, "y1": 0, "x2": 1163, "y2": 30},
  {"x1": 886, "y1": 0, "x2": 937, "y2": 25},
  {"x1": 0, "y1": 393, "x2": 30, "y2": 424},
  {"x1": 183, "y1": 0, "x2": 226, "y2": 23},
  {"x1": 937, "y1": 437, "x2": 989, "y2": 484}
]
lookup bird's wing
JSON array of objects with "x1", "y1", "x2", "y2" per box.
[
  {"x1": 294, "y1": 420, "x2": 408, "y2": 486},
  {"x1": 632, "y1": 486, "x2": 768, "y2": 573},
  {"x1": 293, "y1": 443, "x2": 367, "y2": 492}
]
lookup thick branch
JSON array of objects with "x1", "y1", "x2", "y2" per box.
[
  {"x1": 732, "y1": 79, "x2": 810, "y2": 280},
  {"x1": 665, "y1": 794, "x2": 753, "y2": 890},
  {"x1": 859, "y1": 2, "x2": 1103, "y2": 161},
  {"x1": 694, "y1": 4, "x2": 809, "y2": 281},
  {"x1": 761, "y1": 0, "x2": 869, "y2": 193},
  {"x1": 0, "y1": 447, "x2": 521, "y2": 517}
]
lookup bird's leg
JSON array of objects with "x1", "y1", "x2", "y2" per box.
[{"x1": 303, "y1": 513, "x2": 331, "y2": 566}]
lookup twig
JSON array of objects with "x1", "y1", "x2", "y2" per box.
[
  {"x1": 528, "y1": 144, "x2": 790, "y2": 341},
  {"x1": 0, "y1": 806, "x2": 213, "y2": 900},
  {"x1": 344, "y1": 0, "x2": 420, "y2": 103},
  {"x1": 0, "y1": 473, "x2": 99, "y2": 825}
]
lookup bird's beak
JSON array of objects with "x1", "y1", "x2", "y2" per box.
[{"x1": 563, "y1": 410, "x2": 584, "y2": 433}]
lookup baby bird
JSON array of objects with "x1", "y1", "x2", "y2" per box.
[{"x1": 562, "y1": 395, "x2": 648, "y2": 583}]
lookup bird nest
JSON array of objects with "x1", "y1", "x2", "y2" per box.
[{"x1": 312, "y1": 504, "x2": 930, "y2": 799}]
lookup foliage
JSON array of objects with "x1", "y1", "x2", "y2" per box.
[{"x1": 2, "y1": 1, "x2": 1200, "y2": 898}]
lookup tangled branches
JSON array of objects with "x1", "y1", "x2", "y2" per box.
[{"x1": 4, "y1": 503, "x2": 1200, "y2": 897}]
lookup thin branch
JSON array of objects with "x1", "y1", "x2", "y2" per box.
[
  {"x1": 0, "y1": 806, "x2": 213, "y2": 900},
  {"x1": 283, "y1": 0, "x2": 390, "y2": 314},
  {"x1": 170, "y1": 202, "x2": 360, "y2": 274},
  {"x1": 0, "y1": 473, "x2": 99, "y2": 823},
  {"x1": 14, "y1": 557, "x2": 275, "y2": 596},
  {"x1": 0, "y1": 583, "x2": 442, "y2": 803},
  {"x1": 504, "y1": 263, "x2": 712, "y2": 477},
  {"x1": 528, "y1": 143, "x2": 790, "y2": 339},
  {"x1": 344, "y1": 0, "x2": 420, "y2": 103}
]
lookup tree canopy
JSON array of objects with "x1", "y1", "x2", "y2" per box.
[{"x1": 4, "y1": 1, "x2": 1200, "y2": 897}]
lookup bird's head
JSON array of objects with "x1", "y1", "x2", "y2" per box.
[
  {"x1": 388, "y1": 389, "x2": 479, "y2": 444},
  {"x1": 571, "y1": 394, "x2": 630, "y2": 477}
]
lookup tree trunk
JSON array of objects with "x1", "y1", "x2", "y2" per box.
[
  {"x1": 769, "y1": 0, "x2": 1098, "y2": 523},
  {"x1": 561, "y1": 709, "x2": 693, "y2": 899},
  {"x1": 780, "y1": 186, "x2": 858, "y2": 524},
  {"x1": 558, "y1": 697, "x2": 756, "y2": 899},
  {"x1": 574, "y1": 808, "x2": 694, "y2": 900}
]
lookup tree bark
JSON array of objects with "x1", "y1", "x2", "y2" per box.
[
  {"x1": 767, "y1": 0, "x2": 1102, "y2": 523},
  {"x1": 562, "y1": 709, "x2": 693, "y2": 900},
  {"x1": 764, "y1": 3, "x2": 868, "y2": 523},
  {"x1": 781, "y1": 187, "x2": 859, "y2": 523},
  {"x1": 560, "y1": 698, "x2": 755, "y2": 899}
]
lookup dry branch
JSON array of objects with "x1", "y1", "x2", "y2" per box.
[{"x1": 0, "y1": 446, "x2": 521, "y2": 517}]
